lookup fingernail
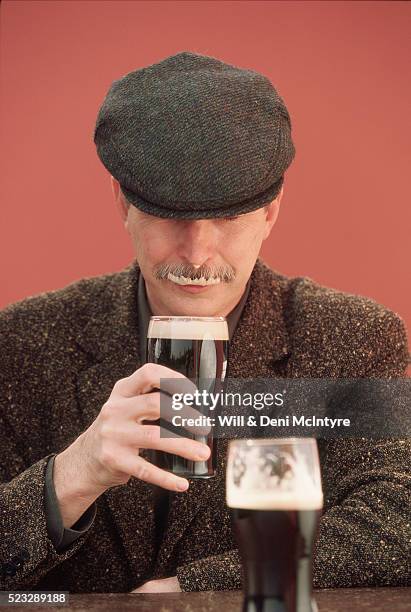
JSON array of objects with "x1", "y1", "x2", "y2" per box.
[
  {"x1": 176, "y1": 479, "x2": 189, "y2": 492},
  {"x1": 198, "y1": 448, "x2": 210, "y2": 459}
]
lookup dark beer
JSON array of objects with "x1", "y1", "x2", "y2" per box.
[
  {"x1": 147, "y1": 316, "x2": 229, "y2": 478},
  {"x1": 232, "y1": 507, "x2": 321, "y2": 612}
]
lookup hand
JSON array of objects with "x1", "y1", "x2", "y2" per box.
[
  {"x1": 131, "y1": 576, "x2": 181, "y2": 593},
  {"x1": 67, "y1": 363, "x2": 211, "y2": 495}
]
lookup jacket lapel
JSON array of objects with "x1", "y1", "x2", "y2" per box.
[{"x1": 73, "y1": 259, "x2": 290, "y2": 580}]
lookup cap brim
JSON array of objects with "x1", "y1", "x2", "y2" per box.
[{"x1": 120, "y1": 176, "x2": 284, "y2": 220}]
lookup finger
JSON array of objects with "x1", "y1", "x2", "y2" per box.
[
  {"x1": 111, "y1": 363, "x2": 197, "y2": 399},
  {"x1": 155, "y1": 432, "x2": 211, "y2": 460},
  {"x1": 158, "y1": 376, "x2": 198, "y2": 400},
  {"x1": 109, "y1": 393, "x2": 212, "y2": 436},
  {"x1": 142, "y1": 392, "x2": 212, "y2": 436},
  {"x1": 123, "y1": 453, "x2": 190, "y2": 492},
  {"x1": 105, "y1": 423, "x2": 211, "y2": 461}
]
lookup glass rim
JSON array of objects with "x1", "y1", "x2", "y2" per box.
[
  {"x1": 228, "y1": 437, "x2": 318, "y2": 446},
  {"x1": 149, "y1": 315, "x2": 227, "y2": 322}
]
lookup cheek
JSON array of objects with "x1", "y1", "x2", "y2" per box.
[
  {"x1": 221, "y1": 224, "x2": 264, "y2": 261},
  {"x1": 130, "y1": 223, "x2": 175, "y2": 265}
]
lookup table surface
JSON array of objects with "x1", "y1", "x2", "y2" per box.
[{"x1": 8, "y1": 588, "x2": 410, "y2": 611}]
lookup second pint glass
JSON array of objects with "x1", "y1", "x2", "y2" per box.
[{"x1": 226, "y1": 438, "x2": 323, "y2": 612}]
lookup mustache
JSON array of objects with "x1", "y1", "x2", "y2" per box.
[{"x1": 154, "y1": 262, "x2": 236, "y2": 283}]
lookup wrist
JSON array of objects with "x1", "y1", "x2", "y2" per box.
[{"x1": 53, "y1": 436, "x2": 107, "y2": 507}]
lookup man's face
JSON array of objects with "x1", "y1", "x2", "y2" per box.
[{"x1": 112, "y1": 179, "x2": 281, "y2": 316}]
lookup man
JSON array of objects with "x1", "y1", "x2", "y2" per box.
[{"x1": 0, "y1": 51, "x2": 409, "y2": 593}]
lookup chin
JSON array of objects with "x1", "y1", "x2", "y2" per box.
[
  {"x1": 169, "y1": 303, "x2": 219, "y2": 317},
  {"x1": 165, "y1": 294, "x2": 222, "y2": 317}
]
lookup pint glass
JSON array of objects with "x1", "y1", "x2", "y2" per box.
[
  {"x1": 226, "y1": 438, "x2": 323, "y2": 612},
  {"x1": 147, "y1": 315, "x2": 229, "y2": 478}
]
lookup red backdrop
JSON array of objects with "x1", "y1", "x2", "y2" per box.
[{"x1": 1, "y1": 1, "x2": 410, "y2": 338}]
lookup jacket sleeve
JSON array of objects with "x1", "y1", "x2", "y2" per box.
[
  {"x1": 176, "y1": 311, "x2": 410, "y2": 591},
  {"x1": 0, "y1": 301, "x2": 94, "y2": 590},
  {"x1": 177, "y1": 549, "x2": 241, "y2": 592},
  {"x1": 0, "y1": 455, "x2": 95, "y2": 590}
]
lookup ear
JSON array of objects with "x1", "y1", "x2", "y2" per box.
[
  {"x1": 262, "y1": 186, "x2": 283, "y2": 240},
  {"x1": 111, "y1": 176, "x2": 128, "y2": 224}
]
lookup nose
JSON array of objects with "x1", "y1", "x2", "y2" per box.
[{"x1": 176, "y1": 219, "x2": 218, "y2": 267}]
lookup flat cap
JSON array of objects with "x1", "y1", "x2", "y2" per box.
[{"x1": 94, "y1": 51, "x2": 295, "y2": 219}]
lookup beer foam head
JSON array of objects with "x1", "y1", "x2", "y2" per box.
[
  {"x1": 148, "y1": 316, "x2": 229, "y2": 340},
  {"x1": 226, "y1": 484, "x2": 323, "y2": 511},
  {"x1": 226, "y1": 444, "x2": 323, "y2": 510}
]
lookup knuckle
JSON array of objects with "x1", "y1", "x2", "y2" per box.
[
  {"x1": 113, "y1": 377, "x2": 128, "y2": 391},
  {"x1": 141, "y1": 425, "x2": 158, "y2": 444},
  {"x1": 140, "y1": 362, "x2": 155, "y2": 383},
  {"x1": 100, "y1": 401, "x2": 114, "y2": 421},
  {"x1": 99, "y1": 446, "x2": 116, "y2": 467},
  {"x1": 147, "y1": 392, "x2": 160, "y2": 411},
  {"x1": 134, "y1": 461, "x2": 150, "y2": 482},
  {"x1": 99, "y1": 422, "x2": 114, "y2": 440},
  {"x1": 140, "y1": 363, "x2": 152, "y2": 375}
]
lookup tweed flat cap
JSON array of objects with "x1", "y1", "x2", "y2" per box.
[{"x1": 94, "y1": 51, "x2": 295, "y2": 219}]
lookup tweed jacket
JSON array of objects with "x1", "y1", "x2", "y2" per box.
[{"x1": 0, "y1": 259, "x2": 409, "y2": 592}]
